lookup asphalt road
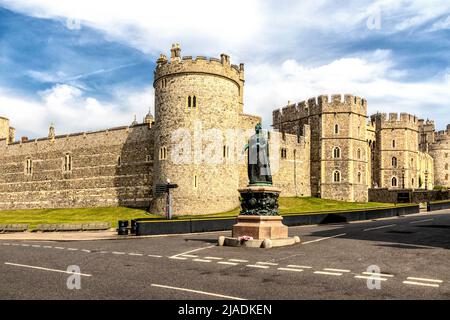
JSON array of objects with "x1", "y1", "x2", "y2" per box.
[{"x1": 1, "y1": 209, "x2": 450, "y2": 300}]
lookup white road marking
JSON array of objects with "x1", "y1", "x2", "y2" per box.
[
  {"x1": 302, "y1": 233, "x2": 347, "y2": 245},
  {"x1": 67, "y1": 248, "x2": 78, "y2": 251},
  {"x1": 407, "y1": 277, "x2": 443, "y2": 283},
  {"x1": 287, "y1": 265, "x2": 312, "y2": 269},
  {"x1": 54, "y1": 247, "x2": 65, "y2": 250},
  {"x1": 278, "y1": 268, "x2": 304, "y2": 272},
  {"x1": 229, "y1": 259, "x2": 249, "y2": 263},
  {"x1": 410, "y1": 219, "x2": 434, "y2": 224},
  {"x1": 363, "y1": 224, "x2": 396, "y2": 232},
  {"x1": 205, "y1": 257, "x2": 222, "y2": 260},
  {"x1": 324, "y1": 268, "x2": 351, "y2": 273},
  {"x1": 43, "y1": 246, "x2": 52, "y2": 249},
  {"x1": 170, "y1": 245, "x2": 216, "y2": 259},
  {"x1": 128, "y1": 253, "x2": 143, "y2": 256},
  {"x1": 31, "y1": 245, "x2": 41, "y2": 248},
  {"x1": 81, "y1": 249, "x2": 91, "y2": 253},
  {"x1": 100, "y1": 251, "x2": 108, "y2": 254},
  {"x1": 112, "y1": 251, "x2": 125, "y2": 255},
  {"x1": 170, "y1": 257, "x2": 187, "y2": 260},
  {"x1": 4, "y1": 262, "x2": 92, "y2": 277},
  {"x1": 151, "y1": 284, "x2": 246, "y2": 300},
  {"x1": 403, "y1": 281, "x2": 439, "y2": 288},
  {"x1": 257, "y1": 262, "x2": 279, "y2": 266},
  {"x1": 193, "y1": 259, "x2": 212, "y2": 263},
  {"x1": 21, "y1": 244, "x2": 30, "y2": 247},
  {"x1": 218, "y1": 262, "x2": 238, "y2": 266},
  {"x1": 362, "y1": 272, "x2": 394, "y2": 278},
  {"x1": 180, "y1": 254, "x2": 198, "y2": 258},
  {"x1": 12, "y1": 244, "x2": 20, "y2": 246},
  {"x1": 314, "y1": 271, "x2": 343, "y2": 276},
  {"x1": 2, "y1": 243, "x2": 11, "y2": 246},
  {"x1": 247, "y1": 264, "x2": 270, "y2": 269},
  {"x1": 148, "y1": 254, "x2": 162, "y2": 258},
  {"x1": 355, "y1": 275, "x2": 388, "y2": 281}
]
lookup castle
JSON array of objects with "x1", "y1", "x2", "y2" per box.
[{"x1": 0, "y1": 44, "x2": 448, "y2": 215}]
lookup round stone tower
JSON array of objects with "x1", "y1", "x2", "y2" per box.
[
  {"x1": 430, "y1": 125, "x2": 450, "y2": 188},
  {"x1": 150, "y1": 44, "x2": 245, "y2": 215}
]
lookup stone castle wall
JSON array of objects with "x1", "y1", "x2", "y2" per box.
[
  {"x1": 0, "y1": 124, "x2": 153, "y2": 210},
  {"x1": 430, "y1": 126, "x2": 450, "y2": 187}
]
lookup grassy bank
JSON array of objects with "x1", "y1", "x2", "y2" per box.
[{"x1": 0, "y1": 197, "x2": 396, "y2": 230}]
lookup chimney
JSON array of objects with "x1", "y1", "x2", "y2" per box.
[{"x1": 21, "y1": 136, "x2": 28, "y2": 143}]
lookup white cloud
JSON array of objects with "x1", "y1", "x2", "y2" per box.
[
  {"x1": 244, "y1": 51, "x2": 450, "y2": 130},
  {"x1": 0, "y1": 84, "x2": 153, "y2": 138},
  {"x1": 429, "y1": 16, "x2": 450, "y2": 31}
]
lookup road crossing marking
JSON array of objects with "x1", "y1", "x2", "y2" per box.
[
  {"x1": 278, "y1": 267, "x2": 304, "y2": 273},
  {"x1": 302, "y1": 234, "x2": 347, "y2": 244},
  {"x1": 363, "y1": 224, "x2": 396, "y2": 232}
]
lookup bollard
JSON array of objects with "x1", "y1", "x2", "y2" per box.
[{"x1": 118, "y1": 220, "x2": 129, "y2": 236}]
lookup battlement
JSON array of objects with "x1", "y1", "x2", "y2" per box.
[
  {"x1": 434, "y1": 125, "x2": 450, "y2": 141},
  {"x1": 370, "y1": 112, "x2": 419, "y2": 131},
  {"x1": 273, "y1": 94, "x2": 367, "y2": 124},
  {"x1": 154, "y1": 44, "x2": 244, "y2": 87}
]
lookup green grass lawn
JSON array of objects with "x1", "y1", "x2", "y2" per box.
[{"x1": 0, "y1": 197, "x2": 398, "y2": 230}]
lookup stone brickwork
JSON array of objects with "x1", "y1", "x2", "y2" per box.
[
  {"x1": 0, "y1": 124, "x2": 153, "y2": 210},
  {"x1": 370, "y1": 113, "x2": 434, "y2": 190},
  {"x1": 273, "y1": 95, "x2": 368, "y2": 202},
  {"x1": 429, "y1": 125, "x2": 450, "y2": 188}
]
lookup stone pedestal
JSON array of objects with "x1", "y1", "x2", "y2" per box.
[{"x1": 219, "y1": 185, "x2": 300, "y2": 248}]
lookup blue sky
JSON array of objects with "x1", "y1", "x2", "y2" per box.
[{"x1": 0, "y1": 0, "x2": 449, "y2": 138}]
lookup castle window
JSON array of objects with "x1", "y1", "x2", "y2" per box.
[
  {"x1": 25, "y1": 158, "x2": 33, "y2": 175},
  {"x1": 281, "y1": 148, "x2": 287, "y2": 159},
  {"x1": 117, "y1": 156, "x2": 122, "y2": 167},
  {"x1": 333, "y1": 147, "x2": 341, "y2": 159},
  {"x1": 193, "y1": 96, "x2": 197, "y2": 108},
  {"x1": 159, "y1": 147, "x2": 167, "y2": 161},
  {"x1": 392, "y1": 140, "x2": 396, "y2": 148},
  {"x1": 445, "y1": 163, "x2": 449, "y2": 170},
  {"x1": 392, "y1": 157, "x2": 397, "y2": 168},
  {"x1": 64, "y1": 154, "x2": 72, "y2": 172},
  {"x1": 334, "y1": 124, "x2": 339, "y2": 134},
  {"x1": 357, "y1": 172, "x2": 362, "y2": 183},
  {"x1": 333, "y1": 171, "x2": 341, "y2": 183},
  {"x1": 412, "y1": 178, "x2": 415, "y2": 187},
  {"x1": 357, "y1": 148, "x2": 361, "y2": 160},
  {"x1": 446, "y1": 174, "x2": 449, "y2": 181},
  {"x1": 194, "y1": 175, "x2": 198, "y2": 189},
  {"x1": 187, "y1": 96, "x2": 192, "y2": 109},
  {"x1": 223, "y1": 145, "x2": 230, "y2": 159},
  {"x1": 391, "y1": 177, "x2": 398, "y2": 187}
]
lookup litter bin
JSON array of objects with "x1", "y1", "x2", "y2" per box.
[{"x1": 118, "y1": 220, "x2": 129, "y2": 235}]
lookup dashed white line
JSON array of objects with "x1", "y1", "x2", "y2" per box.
[
  {"x1": 403, "y1": 281, "x2": 439, "y2": 288},
  {"x1": 302, "y1": 233, "x2": 347, "y2": 245},
  {"x1": 324, "y1": 268, "x2": 351, "y2": 273},
  {"x1": 81, "y1": 249, "x2": 91, "y2": 253},
  {"x1": 151, "y1": 284, "x2": 246, "y2": 300},
  {"x1": 2, "y1": 243, "x2": 11, "y2": 246},
  {"x1": 314, "y1": 271, "x2": 343, "y2": 276},
  {"x1": 406, "y1": 277, "x2": 443, "y2": 283},
  {"x1": 278, "y1": 267, "x2": 304, "y2": 273},
  {"x1": 12, "y1": 244, "x2": 20, "y2": 246},
  {"x1": 54, "y1": 247, "x2": 65, "y2": 250},
  {"x1": 362, "y1": 272, "x2": 394, "y2": 278},
  {"x1": 128, "y1": 253, "x2": 143, "y2": 256},
  {"x1": 67, "y1": 248, "x2": 78, "y2": 251},
  {"x1": 21, "y1": 244, "x2": 30, "y2": 247},
  {"x1": 363, "y1": 224, "x2": 396, "y2": 232},
  {"x1": 43, "y1": 246, "x2": 52, "y2": 249},
  {"x1": 193, "y1": 259, "x2": 212, "y2": 263},
  {"x1": 180, "y1": 254, "x2": 198, "y2": 258},
  {"x1": 410, "y1": 219, "x2": 434, "y2": 225},
  {"x1": 148, "y1": 254, "x2": 162, "y2": 258},
  {"x1": 205, "y1": 257, "x2": 222, "y2": 260},
  {"x1": 4, "y1": 262, "x2": 92, "y2": 277},
  {"x1": 355, "y1": 275, "x2": 389, "y2": 281},
  {"x1": 31, "y1": 245, "x2": 41, "y2": 248},
  {"x1": 218, "y1": 262, "x2": 238, "y2": 266},
  {"x1": 229, "y1": 259, "x2": 249, "y2": 263},
  {"x1": 170, "y1": 257, "x2": 187, "y2": 260},
  {"x1": 257, "y1": 262, "x2": 279, "y2": 266},
  {"x1": 100, "y1": 251, "x2": 108, "y2": 254},
  {"x1": 247, "y1": 264, "x2": 270, "y2": 269},
  {"x1": 112, "y1": 251, "x2": 125, "y2": 255},
  {"x1": 287, "y1": 265, "x2": 312, "y2": 269}
]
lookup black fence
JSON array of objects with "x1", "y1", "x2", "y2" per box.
[
  {"x1": 428, "y1": 200, "x2": 450, "y2": 211},
  {"x1": 134, "y1": 205, "x2": 420, "y2": 236}
]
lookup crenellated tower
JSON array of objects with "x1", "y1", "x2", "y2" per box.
[
  {"x1": 150, "y1": 44, "x2": 246, "y2": 215},
  {"x1": 273, "y1": 94, "x2": 369, "y2": 202},
  {"x1": 429, "y1": 125, "x2": 450, "y2": 188}
]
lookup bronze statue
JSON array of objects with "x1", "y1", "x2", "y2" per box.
[{"x1": 244, "y1": 123, "x2": 273, "y2": 186}]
